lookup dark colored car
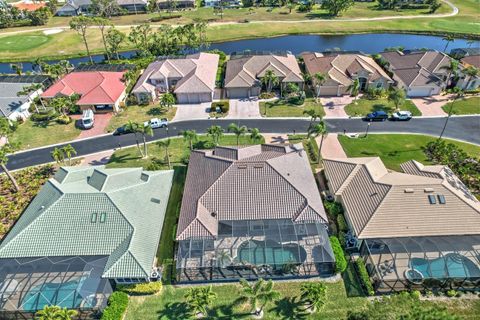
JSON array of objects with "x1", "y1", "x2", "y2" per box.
[
  {"x1": 113, "y1": 125, "x2": 132, "y2": 136},
  {"x1": 365, "y1": 110, "x2": 388, "y2": 122}
]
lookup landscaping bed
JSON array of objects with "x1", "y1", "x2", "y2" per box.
[
  {"x1": 260, "y1": 98, "x2": 325, "y2": 117},
  {"x1": 105, "y1": 104, "x2": 177, "y2": 133},
  {"x1": 344, "y1": 98, "x2": 421, "y2": 117},
  {"x1": 441, "y1": 97, "x2": 480, "y2": 115}
]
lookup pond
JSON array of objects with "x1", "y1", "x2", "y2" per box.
[{"x1": 2, "y1": 33, "x2": 478, "y2": 73}]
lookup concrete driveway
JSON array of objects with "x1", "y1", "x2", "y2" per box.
[
  {"x1": 410, "y1": 95, "x2": 451, "y2": 116},
  {"x1": 226, "y1": 99, "x2": 261, "y2": 119},
  {"x1": 320, "y1": 96, "x2": 356, "y2": 118},
  {"x1": 173, "y1": 103, "x2": 212, "y2": 121}
]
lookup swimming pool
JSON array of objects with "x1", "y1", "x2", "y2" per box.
[
  {"x1": 21, "y1": 277, "x2": 92, "y2": 311},
  {"x1": 409, "y1": 253, "x2": 480, "y2": 280},
  {"x1": 237, "y1": 240, "x2": 306, "y2": 266}
]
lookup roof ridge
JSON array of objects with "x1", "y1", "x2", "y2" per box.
[{"x1": 357, "y1": 182, "x2": 393, "y2": 238}]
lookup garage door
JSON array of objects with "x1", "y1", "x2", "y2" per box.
[
  {"x1": 318, "y1": 86, "x2": 340, "y2": 96},
  {"x1": 177, "y1": 93, "x2": 212, "y2": 104},
  {"x1": 227, "y1": 88, "x2": 249, "y2": 99},
  {"x1": 408, "y1": 87, "x2": 434, "y2": 97}
]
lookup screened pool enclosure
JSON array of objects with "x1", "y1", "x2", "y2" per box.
[
  {"x1": 176, "y1": 219, "x2": 335, "y2": 282},
  {"x1": 360, "y1": 235, "x2": 480, "y2": 294}
]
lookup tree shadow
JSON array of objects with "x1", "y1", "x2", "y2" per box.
[
  {"x1": 107, "y1": 153, "x2": 139, "y2": 166},
  {"x1": 156, "y1": 302, "x2": 190, "y2": 319},
  {"x1": 31, "y1": 120, "x2": 52, "y2": 128},
  {"x1": 342, "y1": 262, "x2": 367, "y2": 298},
  {"x1": 270, "y1": 296, "x2": 308, "y2": 319},
  {"x1": 305, "y1": 12, "x2": 333, "y2": 19},
  {"x1": 147, "y1": 107, "x2": 167, "y2": 116}
]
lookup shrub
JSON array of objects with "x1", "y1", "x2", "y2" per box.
[
  {"x1": 411, "y1": 290, "x2": 421, "y2": 299},
  {"x1": 56, "y1": 114, "x2": 72, "y2": 124},
  {"x1": 150, "y1": 14, "x2": 182, "y2": 22},
  {"x1": 304, "y1": 138, "x2": 319, "y2": 164},
  {"x1": 446, "y1": 290, "x2": 457, "y2": 297},
  {"x1": 259, "y1": 92, "x2": 275, "y2": 99},
  {"x1": 287, "y1": 95, "x2": 305, "y2": 105},
  {"x1": 31, "y1": 109, "x2": 58, "y2": 122},
  {"x1": 118, "y1": 282, "x2": 162, "y2": 295},
  {"x1": 337, "y1": 214, "x2": 348, "y2": 232},
  {"x1": 212, "y1": 100, "x2": 229, "y2": 113},
  {"x1": 100, "y1": 291, "x2": 128, "y2": 320},
  {"x1": 329, "y1": 236, "x2": 347, "y2": 273},
  {"x1": 338, "y1": 231, "x2": 347, "y2": 248},
  {"x1": 324, "y1": 201, "x2": 343, "y2": 217},
  {"x1": 355, "y1": 258, "x2": 375, "y2": 296}
]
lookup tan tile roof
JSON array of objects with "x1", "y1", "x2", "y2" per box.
[
  {"x1": 461, "y1": 55, "x2": 480, "y2": 68},
  {"x1": 323, "y1": 157, "x2": 480, "y2": 239},
  {"x1": 177, "y1": 144, "x2": 327, "y2": 240}
]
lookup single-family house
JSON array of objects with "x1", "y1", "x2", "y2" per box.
[
  {"x1": 56, "y1": 0, "x2": 92, "y2": 15},
  {"x1": 323, "y1": 157, "x2": 480, "y2": 294},
  {"x1": 301, "y1": 52, "x2": 393, "y2": 96},
  {"x1": 12, "y1": 0, "x2": 47, "y2": 11},
  {"x1": 224, "y1": 52, "x2": 304, "y2": 99},
  {"x1": 176, "y1": 144, "x2": 335, "y2": 282},
  {"x1": 461, "y1": 55, "x2": 480, "y2": 69},
  {"x1": 380, "y1": 50, "x2": 455, "y2": 97},
  {"x1": 132, "y1": 52, "x2": 219, "y2": 104},
  {"x1": 0, "y1": 75, "x2": 50, "y2": 121},
  {"x1": 0, "y1": 167, "x2": 173, "y2": 316},
  {"x1": 156, "y1": 0, "x2": 195, "y2": 9},
  {"x1": 117, "y1": 0, "x2": 148, "y2": 12},
  {"x1": 204, "y1": 0, "x2": 241, "y2": 7},
  {"x1": 450, "y1": 47, "x2": 480, "y2": 59},
  {"x1": 41, "y1": 71, "x2": 127, "y2": 113}
]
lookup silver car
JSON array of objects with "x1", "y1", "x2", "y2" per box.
[{"x1": 391, "y1": 111, "x2": 412, "y2": 121}]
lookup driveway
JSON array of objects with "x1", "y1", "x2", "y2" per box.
[
  {"x1": 320, "y1": 96, "x2": 355, "y2": 118},
  {"x1": 318, "y1": 134, "x2": 347, "y2": 159},
  {"x1": 410, "y1": 95, "x2": 451, "y2": 117},
  {"x1": 226, "y1": 99, "x2": 261, "y2": 119},
  {"x1": 72, "y1": 113, "x2": 112, "y2": 139},
  {"x1": 173, "y1": 103, "x2": 212, "y2": 121}
]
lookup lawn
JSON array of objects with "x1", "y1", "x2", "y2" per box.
[
  {"x1": 105, "y1": 104, "x2": 177, "y2": 133},
  {"x1": 0, "y1": 34, "x2": 50, "y2": 52},
  {"x1": 260, "y1": 98, "x2": 325, "y2": 118},
  {"x1": 10, "y1": 119, "x2": 81, "y2": 151},
  {"x1": 344, "y1": 98, "x2": 421, "y2": 117},
  {"x1": 442, "y1": 97, "x2": 480, "y2": 115},
  {"x1": 338, "y1": 134, "x2": 480, "y2": 171}
]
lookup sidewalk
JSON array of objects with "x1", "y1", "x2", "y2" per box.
[{"x1": 79, "y1": 150, "x2": 114, "y2": 166}]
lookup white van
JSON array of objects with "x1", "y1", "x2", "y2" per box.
[{"x1": 81, "y1": 109, "x2": 95, "y2": 129}]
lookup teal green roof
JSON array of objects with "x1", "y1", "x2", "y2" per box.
[{"x1": 0, "y1": 166, "x2": 174, "y2": 279}]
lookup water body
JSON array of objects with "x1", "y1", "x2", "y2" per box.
[{"x1": 2, "y1": 33, "x2": 478, "y2": 74}]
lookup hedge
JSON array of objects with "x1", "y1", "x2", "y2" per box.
[
  {"x1": 118, "y1": 281, "x2": 162, "y2": 295},
  {"x1": 324, "y1": 201, "x2": 343, "y2": 218},
  {"x1": 355, "y1": 258, "x2": 375, "y2": 296},
  {"x1": 337, "y1": 214, "x2": 348, "y2": 232},
  {"x1": 211, "y1": 100, "x2": 229, "y2": 113},
  {"x1": 100, "y1": 291, "x2": 128, "y2": 320},
  {"x1": 329, "y1": 236, "x2": 347, "y2": 273}
]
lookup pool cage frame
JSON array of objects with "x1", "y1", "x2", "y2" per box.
[
  {"x1": 176, "y1": 219, "x2": 336, "y2": 282},
  {"x1": 359, "y1": 235, "x2": 480, "y2": 294},
  {"x1": 0, "y1": 256, "x2": 113, "y2": 320}
]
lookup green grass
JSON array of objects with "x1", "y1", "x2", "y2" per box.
[
  {"x1": 338, "y1": 134, "x2": 480, "y2": 171},
  {"x1": 442, "y1": 97, "x2": 480, "y2": 115},
  {"x1": 260, "y1": 98, "x2": 326, "y2": 117},
  {"x1": 344, "y1": 98, "x2": 421, "y2": 117},
  {"x1": 10, "y1": 119, "x2": 81, "y2": 151},
  {"x1": 106, "y1": 104, "x2": 177, "y2": 133},
  {"x1": 0, "y1": 34, "x2": 50, "y2": 52}
]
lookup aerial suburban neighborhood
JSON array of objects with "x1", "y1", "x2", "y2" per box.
[{"x1": 0, "y1": 0, "x2": 478, "y2": 319}]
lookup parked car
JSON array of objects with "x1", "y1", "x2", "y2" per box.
[
  {"x1": 113, "y1": 125, "x2": 131, "y2": 136},
  {"x1": 365, "y1": 110, "x2": 388, "y2": 122},
  {"x1": 391, "y1": 111, "x2": 412, "y2": 121},
  {"x1": 144, "y1": 118, "x2": 168, "y2": 129},
  {"x1": 81, "y1": 109, "x2": 94, "y2": 129}
]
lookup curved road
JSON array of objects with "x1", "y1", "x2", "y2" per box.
[{"x1": 6, "y1": 116, "x2": 480, "y2": 171}]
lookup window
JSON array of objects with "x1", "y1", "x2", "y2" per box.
[
  {"x1": 376, "y1": 82, "x2": 383, "y2": 89},
  {"x1": 428, "y1": 195, "x2": 436, "y2": 204},
  {"x1": 91, "y1": 213, "x2": 97, "y2": 223},
  {"x1": 437, "y1": 195, "x2": 446, "y2": 204},
  {"x1": 99, "y1": 212, "x2": 106, "y2": 223}
]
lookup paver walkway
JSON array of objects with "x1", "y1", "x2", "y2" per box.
[
  {"x1": 72, "y1": 113, "x2": 112, "y2": 139},
  {"x1": 320, "y1": 96, "x2": 354, "y2": 118},
  {"x1": 173, "y1": 103, "x2": 211, "y2": 121},
  {"x1": 226, "y1": 99, "x2": 261, "y2": 119},
  {"x1": 317, "y1": 134, "x2": 347, "y2": 159},
  {"x1": 410, "y1": 95, "x2": 451, "y2": 116},
  {"x1": 80, "y1": 150, "x2": 114, "y2": 166}
]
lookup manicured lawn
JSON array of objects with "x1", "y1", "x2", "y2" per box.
[
  {"x1": 105, "y1": 104, "x2": 177, "y2": 133},
  {"x1": 260, "y1": 98, "x2": 325, "y2": 117},
  {"x1": 0, "y1": 34, "x2": 50, "y2": 52},
  {"x1": 442, "y1": 97, "x2": 480, "y2": 115},
  {"x1": 10, "y1": 119, "x2": 81, "y2": 151},
  {"x1": 344, "y1": 98, "x2": 421, "y2": 117},
  {"x1": 338, "y1": 134, "x2": 480, "y2": 171}
]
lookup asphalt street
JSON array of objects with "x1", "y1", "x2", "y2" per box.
[{"x1": 6, "y1": 116, "x2": 480, "y2": 171}]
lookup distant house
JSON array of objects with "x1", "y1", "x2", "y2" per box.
[
  {"x1": 156, "y1": 0, "x2": 195, "y2": 9},
  {"x1": 204, "y1": 0, "x2": 241, "y2": 7},
  {"x1": 323, "y1": 157, "x2": 480, "y2": 294},
  {"x1": 176, "y1": 144, "x2": 335, "y2": 282},
  {"x1": 224, "y1": 52, "x2": 304, "y2": 99},
  {"x1": 56, "y1": 0, "x2": 92, "y2": 16},
  {"x1": 132, "y1": 52, "x2": 219, "y2": 104},
  {"x1": 117, "y1": 0, "x2": 148, "y2": 12},
  {"x1": 461, "y1": 55, "x2": 480, "y2": 69},
  {"x1": 450, "y1": 47, "x2": 480, "y2": 59},
  {"x1": 12, "y1": 0, "x2": 47, "y2": 11},
  {"x1": 301, "y1": 52, "x2": 393, "y2": 96},
  {"x1": 41, "y1": 71, "x2": 127, "y2": 113},
  {"x1": 0, "y1": 167, "x2": 173, "y2": 316},
  {"x1": 0, "y1": 75, "x2": 50, "y2": 121}
]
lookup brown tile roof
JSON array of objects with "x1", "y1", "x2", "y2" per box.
[
  {"x1": 177, "y1": 144, "x2": 327, "y2": 240},
  {"x1": 461, "y1": 55, "x2": 480, "y2": 68},
  {"x1": 302, "y1": 52, "x2": 393, "y2": 86},
  {"x1": 324, "y1": 157, "x2": 480, "y2": 239},
  {"x1": 224, "y1": 54, "x2": 303, "y2": 88}
]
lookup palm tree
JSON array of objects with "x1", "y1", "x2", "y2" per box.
[
  {"x1": 307, "y1": 121, "x2": 327, "y2": 164},
  {"x1": 51, "y1": 147, "x2": 65, "y2": 165},
  {"x1": 0, "y1": 142, "x2": 20, "y2": 192},
  {"x1": 313, "y1": 72, "x2": 327, "y2": 101},
  {"x1": 17, "y1": 83, "x2": 43, "y2": 113},
  {"x1": 467, "y1": 39, "x2": 475, "y2": 48},
  {"x1": 262, "y1": 70, "x2": 280, "y2": 94},
  {"x1": 10, "y1": 63, "x2": 22, "y2": 75},
  {"x1": 125, "y1": 121, "x2": 144, "y2": 157},
  {"x1": 35, "y1": 305, "x2": 61, "y2": 320},
  {"x1": 55, "y1": 308, "x2": 78, "y2": 320},
  {"x1": 462, "y1": 66, "x2": 479, "y2": 90},
  {"x1": 140, "y1": 124, "x2": 154, "y2": 158},
  {"x1": 303, "y1": 109, "x2": 321, "y2": 125},
  {"x1": 249, "y1": 128, "x2": 262, "y2": 143},
  {"x1": 442, "y1": 35, "x2": 455, "y2": 53},
  {"x1": 237, "y1": 278, "x2": 280, "y2": 318},
  {"x1": 157, "y1": 138, "x2": 171, "y2": 169},
  {"x1": 439, "y1": 88, "x2": 463, "y2": 140},
  {"x1": 160, "y1": 93, "x2": 176, "y2": 109},
  {"x1": 347, "y1": 79, "x2": 360, "y2": 104},
  {"x1": 299, "y1": 282, "x2": 327, "y2": 313},
  {"x1": 184, "y1": 286, "x2": 217, "y2": 318},
  {"x1": 440, "y1": 59, "x2": 459, "y2": 88},
  {"x1": 62, "y1": 144, "x2": 77, "y2": 165},
  {"x1": 228, "y1": 123, "x2": 248, "y2": 146},
  {"x1": 387, "y1": 88, "x2": 406, "y2": 111},
  {"x1": 182, "y1": 130, "x2": 197, "y2": 151},
  {"x1": 207, "y1": 125, "x2": 224, "y2": 146}
]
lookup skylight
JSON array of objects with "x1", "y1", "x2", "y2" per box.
[
  {"x1": 428, "y1": 195, "x2": 436, "y2": 205},
  {"x1": 437, "y1": 195, "x2": 446, "y2": 204},
  {"x1": 91, "y1": 213, "x2": 97, "y2": 223},
  {"x1": 99, "y1": 212, "x2": 106, "y2": 223}
]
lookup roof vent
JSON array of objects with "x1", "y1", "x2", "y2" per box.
[
  {"x1": 237, "y1": 165, "x2": 247, "y2": 169},
  {"x1": 404, "y1": 188, "x2": 414, "y2": 193},
  {"x1": 211, "y1": 211, "x2": 217, "y2": 218},
  {"x1": 151, "y1": 197, "x2": 161, "y2": 204},
  {"x1": 253, "y1": 164, "x2": 264, "y2": 169},
  {"x1": 141, "y1": 173, "x2": 149, "y2": 182},
  {"x1": 424, "y1": 188, "x2": 434, "y2": 193}
]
